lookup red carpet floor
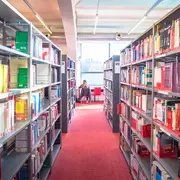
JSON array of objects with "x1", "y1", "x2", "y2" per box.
[{"x1": 49, "y1": 103, "x2": 132, "y2": 180}]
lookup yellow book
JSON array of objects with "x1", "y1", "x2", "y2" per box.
[
  {"x1": 2, "y1": 65, "x2": 8, "y2": 92},
  {"x1": 0, "y1": 64, "x2": 3, "y2": 93}
]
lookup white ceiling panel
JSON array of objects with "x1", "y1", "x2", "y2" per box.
[{"x1": 76, "y1": 0, "x2": 180, "y2": 42}]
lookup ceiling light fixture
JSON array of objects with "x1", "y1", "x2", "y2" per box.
[
  {"x1": 128, "y1": 16, "x2": 147, "y2": 35},
  {"x1": 128, "y1": 0, "x2": 164, "y2": 35},
  {"x1": 93, "y1": 0, "x2": 100, "y2": 35},
  {"x1": 93, "y1": 14, "x2": 98, "y2": 34},
  {"x1": 35, "y1": 14, "x2": 52, "y2": 34},
  {"x1": 23, "y1": 0, "x2": 52, "y2": 34}
]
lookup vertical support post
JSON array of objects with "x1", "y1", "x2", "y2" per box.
[
  {"x1": 129, "y1": 41, "x2": 133, "y2": 172},
  {"x1": 3, "y1": 21, "x2": 7, "y2": 46},
  {"x1": 28, "y1": 22, "x2": 33, "y2": 180},
  {"x1": 150, "y1": 24, "x2": 155, "y2": 172}
]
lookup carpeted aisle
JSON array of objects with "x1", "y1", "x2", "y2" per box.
[{"x1": 49, "y1": 103, "x2": 132, "y2": 180}]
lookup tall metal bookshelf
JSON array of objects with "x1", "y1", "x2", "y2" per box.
[
  {"x1": 0, "y1": 0, "x2": 62, "y2": 179},
  {"x1": 119, "y1": 5, "x2": 180, "y2": 180},
  {"x1": 104, "y1": 55, "x2": 120, "y2": 133},
  {"x1": 62, "y1": 55, "x2": 76, "y2": 133}
]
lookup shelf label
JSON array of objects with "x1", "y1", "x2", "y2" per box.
[
  {"x1": 115, "y1": 62, "x2": 120, "y2": 74},
  {"x1": 61, "y1": 61, "x2": 65, "y2": 73}
]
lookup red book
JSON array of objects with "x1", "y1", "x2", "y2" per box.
[{"x1": 117, "y1": 103, "x2": 121, "y2": 114}]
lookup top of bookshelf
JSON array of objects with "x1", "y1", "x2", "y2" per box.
[
  {"x1": 120, "y1": 4, "x2": 180, "y2": 52},
  {"x1": 0, "y1": 0, "x2": 61, "y2": 55},
  {"x1": 0, "y1": 0, "x2": 30, "y2": 25}
]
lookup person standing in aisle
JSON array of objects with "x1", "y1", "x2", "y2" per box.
[{"x1": 77, "y1": 80, "x2": 91, "y2": 103}]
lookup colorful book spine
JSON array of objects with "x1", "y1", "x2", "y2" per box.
[{"x1": 15, "y1": 94, "x2": 28, "y2": 121}]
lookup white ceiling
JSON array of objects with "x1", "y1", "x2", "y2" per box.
[{"x1": 76, "y1": 0, "x2": 180, "y2": 41}]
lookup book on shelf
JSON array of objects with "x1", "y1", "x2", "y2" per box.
[
  {"x1": 15, "y1": 94, "x2": 28, "y2": 121},
  {"x1": 31, "y1": 134, "x2": 48, "y2": 176},
  {"x1": 51, "y1": 68, "x2": 58, "y2": 83},
  {"x1": 15, "y1": 127, "x2": 28, "y2": 152},
  {"x1": 132, "y1": 134, "x2": 150, "y2": 158},
  {"x1": 0, "y1": 64, "x2": 9, "y2": 93},
  {"x1": 154, "y1": 61, "x2": 180, "y2": 93},
  {"x1": 36, "y1": 64, "x2": 50, "y2": 85},
  {"x1": 0, "y1": 96, "x2": 15, "y2": 138},
  {"x1": 33, "y1": 35, "x2": 43, "y2": 58},
  {"x1": 154, "y1": 18, "x2": 180, "y2": 55},
  {"x1": 10, "y1": 58, "x2": 28, "y2": 89},
  {"x1": 151, "y1": 161, "x2": 173, "y2": 180},
  {"x1": 153, "y1": 97, "x2": 180, "y2": 132},
  {"x1": 153, "y1": 127, "x2": 178, "y2": 158},
  {"x1": 131, "y1": 111, "x2": 151, "y2": 138},
  {"x1": 42, "y1": 47, "x2": 50, "y2": 61},
  {"x1": 12, "y1": 163, "x2": 29, "y2": 180},
  {"x1": 51, "y1": 48, "x2": 59, "y2": 64},
  {"x1": 15, "y1": 31, "x2": 28, "y2": 54}
]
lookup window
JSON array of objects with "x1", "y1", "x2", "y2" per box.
[
  {"x1": 80, "y1": 42, "x2": 109, "y2": 86},
  {"x1": 110, "y1": 42, "x2": 131, "y2": 56}
]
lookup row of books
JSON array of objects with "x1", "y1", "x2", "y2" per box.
[
  {"x1": 120, "y1": 136, "x2": 130, "y2": 153},
  {"x1": 132, "y1": 90, "x2": 152, "y2": 114},
  {"x1": 120, "y1": 68, "x2": 130, "y2": 84},
  {"x1": 120, "y1": 48, "x2": 131, "y2": 65},
  {"x1": 154, "y1": 61, "x2": 180, "y2": 93},
  {"x1": 131, "y1": 154, "x2": 148, "y2": 180},
  {"x1": 131, "y1": 111, "x2": 151, "y2": 138},
  {"x1": 51, "y1": 104, "x2": 59, "y2": 125},
  {"x1": 12, "y1": 163, "x2": 28, "y2": 180},
  {"x1": 67, "y1": 70, "x2": 75, "y2": 80},
  {"x1": 154, "y1": 18, "x2": 180, "y2": 55},
  {"x1": 153, "y1": 97, "x2": 180, "y2": 133},
  {"x1": 132, "y1": 34, "x2": 153, "y2": 62},
  {"x1": 51, "y1": 86, "x2": 61, "y2": 100},
  {"x1": 104, "y1": 60, "x2": 113, "y2": 70},
  {"x1": 132, "y1": 134, "x2": 150, "y2": 158},
  {"x1": 151, "y1": 161, "x2": 173, "y2": 180},
  {"x1": 43, "y1": 47, "x2": 59, "y2": 65},
  {"x1": 120, "y1": 102, "x2": 129, "y2": 119},
  {"x1": 104, "y1": 89, "x2": 112, "y2": 102},
  {"x1": 121, "y1": 18, "x2": 180, "y2": 65},
  {"x1": 120, "y1": 119, "x2": 130, "y2": 144},
  {"x1": 121, "y1": 86, "x2": 130, "y2": 103},
  {"x1": 153, "y1": 127, "x2": 178, "y2": 158},
  {"x1": 0, "y1": 97, "x2": 14, "y2": 137},
  {"x1": 104, "y1": 71, "x2": 113, "y2": 80},
  {"x1": 131, "y1": 62, "x2": 152, "y2": 86},
  {"x1": 32, "y1": 134, "x2": 49, "y2": 176},
  {"x1": 67, "y1": 80, "x2": 75, "y2": 90},
  {"x1": 67, "y1": 58, "x2": 75, "y2": 69},
  {"x1": 51, "y1": 48, "x2": 59, "y2": 65},
  {"x1": 104, "y1": 80, "x2": 112, "y2": 91}
]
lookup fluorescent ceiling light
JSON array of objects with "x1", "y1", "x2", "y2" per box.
[
  {"x1": 128, "y1": 16, "x2": 147, "y2": 35},
  {"x1": 35, "y1": 14, "x2": 52, "y2": 34},
  {"x1": 127, "y1": 0, "x2": 164, "y2": 35},
  {"x1": 93, "y1": 15, "x2": 98, "y2": 35}
]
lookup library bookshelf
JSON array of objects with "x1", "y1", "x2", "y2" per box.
[
  {"x1": 118, "y1": 5, "x2": 180, "y2": 180},
  {"x1": 62, "y1": 55, "x2": 76, "y2": 133},
  {"x1": 0, "y1": 0, "x2": 62, "y2": 180},
  {"x1": 104, "y1": 55, "x2": 120, "y2": 133}
]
